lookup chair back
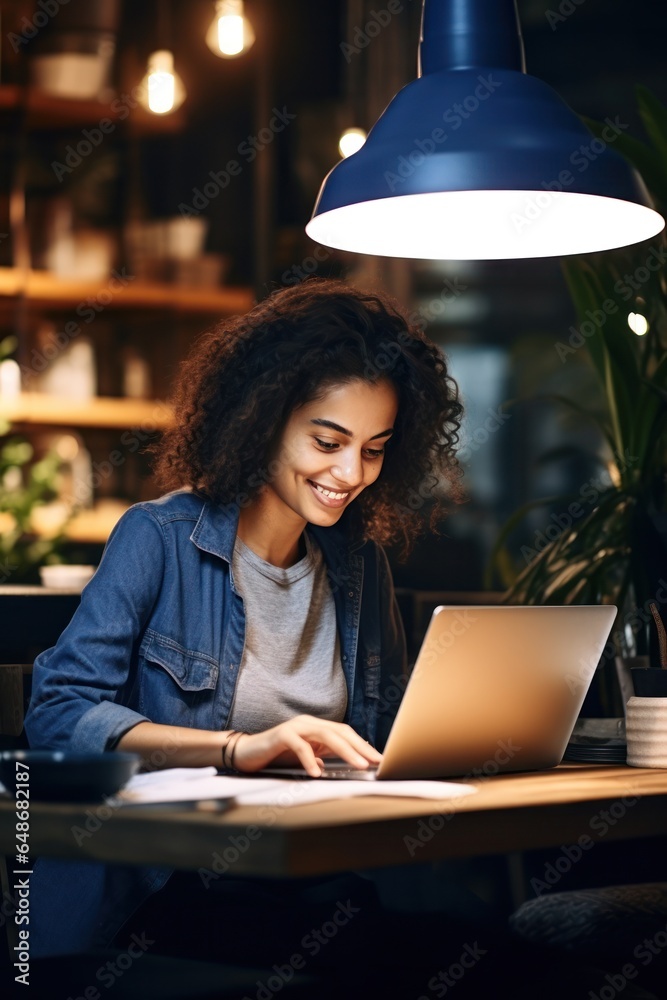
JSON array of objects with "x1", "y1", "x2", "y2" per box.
[{"x1": 0, "y1": 663, "x2": 32, "y2": 750}]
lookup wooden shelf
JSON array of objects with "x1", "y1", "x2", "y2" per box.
[
  {"x1": 0, "y1": 268, "x2": 254, "y2": 316},
  {"x1": 65, "y1": 501, "x2": 130, "y2": 543},
  {"x1": 0, "y1": 84, "x2": 185, "y2": 132},
  {"x1": 0, "y1": 394, "x2": 174, "y2": 430}
]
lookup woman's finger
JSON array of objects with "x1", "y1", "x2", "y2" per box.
[
  {"x1": 283, "y1": 734, "x2": 324, "y2": 777},
  {"x1": 297, "y1": 720, "x2": 383, "y2": 766},
  {"x1": 285, "y1": 721, "x2": 380, "y2": 769}
]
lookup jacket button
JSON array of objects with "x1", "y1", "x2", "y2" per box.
[
  {"x1": 348, "y1": 590, "x2": 354, "y2": 598},
  {"x1": 342, "y1": 654, "x2": 347, "y2": 661}
]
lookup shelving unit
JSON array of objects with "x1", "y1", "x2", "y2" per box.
[
  {"x1": 0, "y1": 265, "x2": 251, "y2": 544},
  {"x1": 0, "y1": 271, "x2": 249, "y2": 543},
  {"x1": 0, "y1": 56, "x2": 256, "y2": 554}
]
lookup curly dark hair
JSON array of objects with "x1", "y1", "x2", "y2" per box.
[{"x1": 153, "y1": 278, "x2": 463, "y2": 554}]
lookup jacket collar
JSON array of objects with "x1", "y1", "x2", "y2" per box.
[
  {"x1": 190, "y1": 498, "x2": 364, "y2": 564},
  {"x1": 190, "y1": 500, "x2": 240, "y2": 562}
]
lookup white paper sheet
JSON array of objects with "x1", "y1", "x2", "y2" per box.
[
  {"x1": 112, "y1": 767, "x2": 476, "y2": 808},
  {"x1": 234, "y1": 779, "x2": 477, "y2": 808}
]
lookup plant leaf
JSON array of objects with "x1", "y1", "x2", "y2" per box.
[
  {"x1": 582, "y1": 114, "x2": 667, "y2": 209},
  {"x1": 636, "y1": 86, "x2": 667, "y2": 174}
]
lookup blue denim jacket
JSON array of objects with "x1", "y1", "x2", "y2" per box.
[{"x1": 24, "y1": 490, "x2": 407, "y2": 956}]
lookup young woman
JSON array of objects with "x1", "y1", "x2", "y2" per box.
[
  {"x1": 27, "y1": 278, "x2": 462, "y2": 778},
  {"x1": 25, "y1": 279, "x2": 567, "y2": 997}
]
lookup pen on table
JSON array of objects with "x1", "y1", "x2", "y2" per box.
[{"x1": 116, "y1": 798, "x2": 232, "y2": 813}]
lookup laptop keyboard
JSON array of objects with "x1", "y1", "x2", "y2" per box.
[
  {"x1": 257, "y1": 761, "x2": 380, "y2": 780},
  {"x1": 316, "y1": 765, "x2": 379, "y2": 780}
]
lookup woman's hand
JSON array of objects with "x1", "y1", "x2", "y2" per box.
[{"x1": 232, "y1": 715, "x2": 382, "y2": 777}]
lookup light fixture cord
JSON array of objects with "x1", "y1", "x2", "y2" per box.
[{"x1": 156, "y1": 0, "x2": 171, "y2": 52}]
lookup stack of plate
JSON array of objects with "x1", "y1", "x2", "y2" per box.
[
  {"x1": 563, "y1": 742, "x2": 627, "y2": 764},
  {"x1": 563, "y1": 717, "x2": 627, "y2": 764}
]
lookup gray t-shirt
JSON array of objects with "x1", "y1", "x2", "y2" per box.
[{"x1": 227, "y1": 531, "x2": 347, "y2": 733}]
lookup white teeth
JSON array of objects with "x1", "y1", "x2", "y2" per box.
[{"x1": 313, "y1": 483, "x2": 348, "y2": 500}]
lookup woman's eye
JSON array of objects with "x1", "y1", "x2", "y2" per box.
[{"x1": 314, "y1": 438, "x2": 384, "y2": 458}]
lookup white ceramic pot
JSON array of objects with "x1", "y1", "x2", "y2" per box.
[
  {"x1": 40, "y1": 564, "x2": 95, "y2": 592},
  {"x1": 626, "y1": 696, "x2": 667, "y2": 767},
  {"x1": 30, "y1": 43, "x2": 115, "y2": 100}
]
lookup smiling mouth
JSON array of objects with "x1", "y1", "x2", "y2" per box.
[{"x1": 308, "y1": 480, "x2": 351, "y2": 501}]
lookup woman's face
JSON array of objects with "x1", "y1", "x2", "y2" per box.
[{"x1": 265, "y1": 378, "x2": 398, "y2": 527}]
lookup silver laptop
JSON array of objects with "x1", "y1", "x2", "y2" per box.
[{"x1": 263, "y1": 604, "x2": 617, "y2": 780}]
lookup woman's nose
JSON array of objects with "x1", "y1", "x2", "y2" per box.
[{"x1": 330, "y1": 450, "x2": 363, "y2": 487}]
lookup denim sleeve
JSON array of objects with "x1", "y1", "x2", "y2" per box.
[
  {"x1": 376, "y1": 544, "x2": 408, "y2": 752},
  {"x1": 24, "y1": 507, "x2": 165, "y2": 753}
]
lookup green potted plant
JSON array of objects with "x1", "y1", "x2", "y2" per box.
[
  {"x1": 489, "y1": 86, "x2": 667, "y2": 714},
  {"x1": 0, "y1": 431, "x2": 70, "y2": 585},
  {"x1": 0, "y1": 337, "x2": 70, "y2": 585}
]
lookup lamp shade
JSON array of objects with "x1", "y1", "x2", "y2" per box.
[{"x1": 306, "y1": 0, "x2": 665, "y2": 260}]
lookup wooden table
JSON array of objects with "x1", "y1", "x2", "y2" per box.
[{"x1": 2, "y1": 764, "x2": 667, "y2": 878}]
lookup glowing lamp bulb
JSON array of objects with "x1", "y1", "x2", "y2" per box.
[
  {"x1": 207, "y1": 0, "x2": 255, "y2": 58},
  {"x1": 138, "y1": 50, "x2": 186, "y2": 116}
]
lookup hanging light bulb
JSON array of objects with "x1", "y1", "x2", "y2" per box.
[
  {"x1": 339, "y1": 128, "x2": 367, "y2": 159},
  {"x1": 206, "y1": 0, "x2": 255, "y2": 58},
  {"x1": 137, "y1": 50, "x2": 186, "y2": 115}
]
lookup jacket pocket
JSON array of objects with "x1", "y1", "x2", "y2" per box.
[{"x1": 140, "y1": 631, "x2": 219, "y2": 692}]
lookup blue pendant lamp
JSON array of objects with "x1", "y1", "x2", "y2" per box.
[{"x1": 306, "y1": 0, "x2": 665, "y2": 260}]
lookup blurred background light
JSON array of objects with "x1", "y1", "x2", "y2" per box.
[
  {"x1": 206, "y1": 0, "x2": 255, "y2": 58},
  {"x1": 628, "y1": 311, "x2": 649, "y2": 336},
  {"x1": 138, "y1": 49, "x2": 186, "y2": 115},
  {"x1": 338, "y1": 127, "x2": 367, "y2": 159}
]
